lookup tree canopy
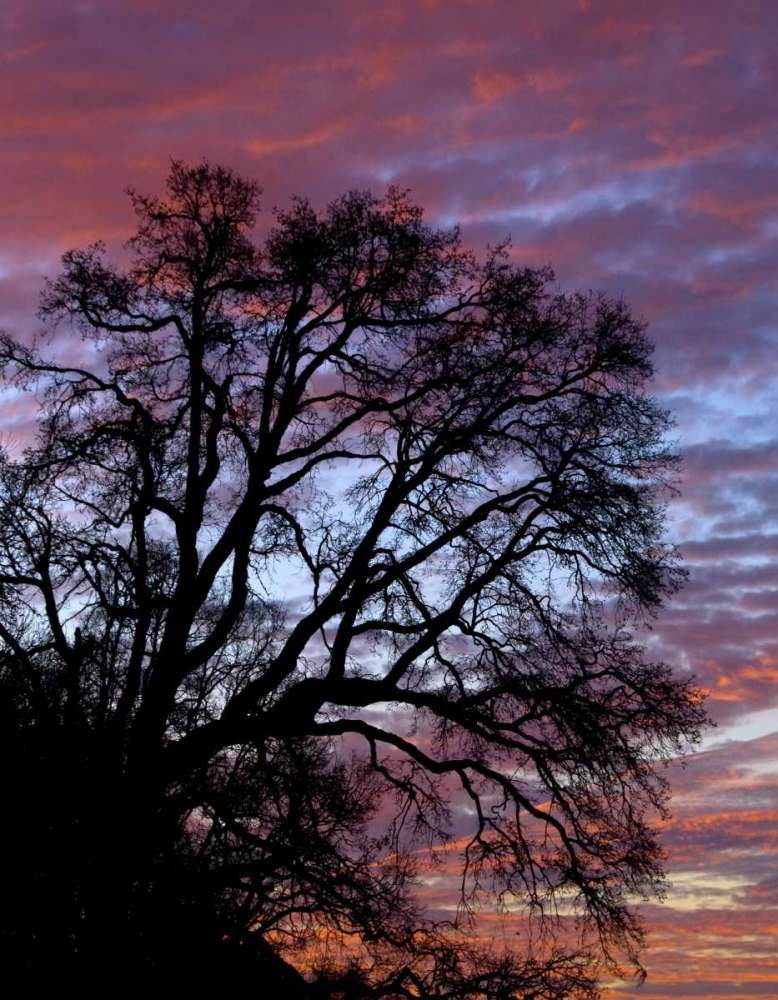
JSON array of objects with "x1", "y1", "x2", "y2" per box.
[{"x1": 0, "y1": 161, "x2": 706, "y2": 996}]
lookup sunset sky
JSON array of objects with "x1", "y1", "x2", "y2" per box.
[{"x1": 2, "y1": 1, "x2": 777, "y2": 995}]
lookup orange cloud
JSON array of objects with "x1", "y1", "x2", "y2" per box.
[
  {"x1": 568, "y1": 116, "x2": 591, "y2": 133},
  {"x1": 245, "y1": 123, "x2": 350, "y2": 158},
  {"x1": 473, "y1": 66, "x2": 571, "y2": 105},
  {"x1": 472, "y1": 70, "x2": 521, "y2": 104},
  {"x1": 627, "y1": 130, "x2": 731, "y2": 170},
  {"x1": 690, "y1": 191, "x2": 778, "y2": 226},
  {"x1": 682, "y1": 48, "x2": 723, "y2": 67}
]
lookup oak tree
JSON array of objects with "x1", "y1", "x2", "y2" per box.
[{"x1": 0, "y1": 162, "x2": 705, "y2": 996}]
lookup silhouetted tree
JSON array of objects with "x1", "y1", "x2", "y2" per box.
[{"x1": 0, "y1": 162, "x2": 705, "y2": 996}]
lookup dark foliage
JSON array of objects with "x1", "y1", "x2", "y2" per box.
[{"x1": 0, "y1": 162, "x2": 706, "y2": 996}]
